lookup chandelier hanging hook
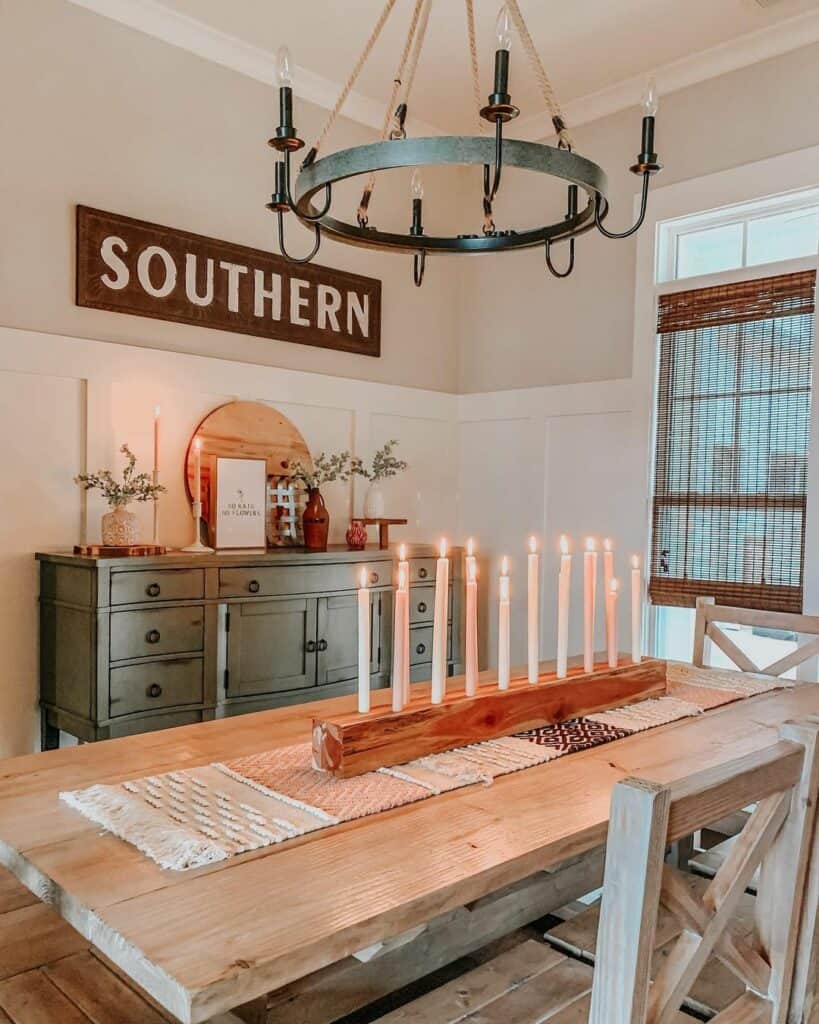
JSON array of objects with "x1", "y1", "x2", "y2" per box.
[
  {"x1": 413, "y1": 250, "x2": 426, "y2": 287},
  {"x1": 545, "y1": 237, "x2": 575, "y2": 278},
  {"x1": 275, "y1": 209, "x2": 322, "y2": 264},
  {"x1": 283, "y1": 150, "x2": 332, "y2": 222},
  {"x1": 595, "y1": 171, "x2": 651, "y2": 240},
  {"x1": 545, "y1": 183, "x2": 578, "y2": 276}
]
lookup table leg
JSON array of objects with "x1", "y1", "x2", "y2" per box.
[{"x1": 378, "y1": 522, "x2": 389, "y2": 549}]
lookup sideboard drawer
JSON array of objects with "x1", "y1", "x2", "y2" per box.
[
  {"x1": 109, "y1": 657, "x2": 204, "y2": 717},
  {"x1": 219, "y1": 562, "x2": 392, "y2": 598},
  {"x1": 110, "y1": 568, "x2": 204, "y2": 606},
  {"x1": 410, "y1": 626, "x2": 434, "y2": 665},
  {"x1": 110, "y1": 607, "x2": 204, "y2": 661},
  {"x1": 411, "y1": 558, "x2": 442, "y2": 583},
  {"x1": 409, "y1": 585, "x2": 454, "y2": 624}
]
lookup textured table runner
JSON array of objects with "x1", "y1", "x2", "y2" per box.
[{"x1": 61, "y1": 673, "x2": 788, "y2": 871}]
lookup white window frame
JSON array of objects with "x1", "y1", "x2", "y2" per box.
[
  {"x1": 630, "y1": 145, "x2": 819, "y2": 662},
  {"x1": 656, "y1": 184, "x2": 819, "y2": 283}
]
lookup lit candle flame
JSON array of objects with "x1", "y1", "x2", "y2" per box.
[
  {"x1": 603, "y1": 537, "x2": 613, "y2": 552},
  {"x1": 501, "y1": 556, "x2": 509, "y2": 576},
  {"x1": 467, "y1": 537, "x2": 475, "y2": 557},
  {"x1": 610, "y1": 578, "x2": 620, "y2": 593},
  {"x1": 398, "y1": 542, "x2": 407, "y2": 562},
  {"x1": 560, "y1": 534, "x2": 570, "y2": 555},
  {"x1": 398, "y1": 563, "x2": 408, "y2": 589},
  {"x1": 154, "y1": 405, "x2": 161, "y2": 418},
  {"x1": 194, "y1": 436, "x2": 202, "y2": 451},
  {"x1": 585, "y1": 537, "x2": 596, "y2": 552},
  {"x1": 439, "y1": 538, "x2": 448, "y2": 559},
  {"x1": 529, "y1": 535, "x2": 537, "y2": 554},
  {"x1": 359, "y1": 567, "x2": 368, "y2": 588},
  {"x1": 631, "y1": 554, "x2": 640, "y2": 569}
]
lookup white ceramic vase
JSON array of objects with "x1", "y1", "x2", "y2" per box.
[
  {"x1": 364, "y1": 481, "x2": 385, "y2": 519},
  {"x1": 102, "y1": 504, "x2": 139, "y2": 546}
]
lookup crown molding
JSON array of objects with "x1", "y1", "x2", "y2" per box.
[
  {"x1": 66, "y1": 0, "x2": 440, "y2": 136},
  {"x1": 69, "y1": 0, "x2": 819, "y2": 143},
  {"x1": 516, "y1": 7, "x2": 819, "y2": 140}
]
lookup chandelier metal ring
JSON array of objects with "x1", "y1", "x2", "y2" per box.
[{"x1": 293, "y1": 136, "x2": 609, "y2": 254}]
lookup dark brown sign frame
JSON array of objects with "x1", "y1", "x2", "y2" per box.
[{"x1": 76, "y1": 206, "x2": 381, "y2": 357}]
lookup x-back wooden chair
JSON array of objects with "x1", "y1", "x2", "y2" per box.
[
  {"x1": 590, "y1": 718, "x2": 819, "y2": 1024},
  {"x1": 693, "y1": 595, "x2": 819, "y2": 679}
]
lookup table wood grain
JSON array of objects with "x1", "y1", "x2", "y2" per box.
[{"x1": 0, "y1": 676, "x2": 815, "y2": 1023}]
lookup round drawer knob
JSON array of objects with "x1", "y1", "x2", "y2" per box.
[
  {"x1": 147, "y1": 683, "x2": 163, "y2": 698},
  {"x1": 146, "y1": 629, "x2": 161, "y2": 644},
  {"x1": 370, "y1": 572, "x2": 379, "y2": 584},
  {"x1": 419, "y1": 567, "x2": 428, "y2": 579},
  {"x1": 306, "y1": 640, "x2": 317, "y2": 653},
  {"x1": 146, "y1": 582, "x2": 161, "y2": 597},
  {"x1": 416, "y1": 643, "x2": 426, "y2": 655},
  {"x1": 248, "y1": 580, "x2": 261, "y2": 594},
  {"x1": 418, "y1": 601, "x2": 427, "y2": 614},
  {"x1": 318, "y1": 639, "x2": 328, "y2": 652}
]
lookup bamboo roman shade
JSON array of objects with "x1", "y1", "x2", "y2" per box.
[{"x1": 650, "y1": 269, "x2": 816, "y2": 614}]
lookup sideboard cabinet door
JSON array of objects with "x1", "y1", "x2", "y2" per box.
[
  {"x1": 316, "y1": 593, "x2": 380, "y2": 687},
  {"x1": 226, "y1": 598, "x2": 318, "y2": 697}
]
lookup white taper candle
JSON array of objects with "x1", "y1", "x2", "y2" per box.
[
  {"x1": 556, "y1": 535, "x2": 571, "y2": 679},
  {"x1": 430, "y1": 538, "x2": 449, "y2": 704},
  {"x1": 498, "y1": 557, "x2": 511, "y2": 690},
  {"x1": 392, "y1": 560, "x2": 409, "y2": 712},
  {"x1": 583, "y1": 538, "x2": 597, "y2": 673},
  {"x1": 465, "y1": 538, "x2": 479, "y2": 697},
  {"x1": 357, "y1": 567, "x2": 371, "y2": 713},
  {"x1": 527, "y1": 536, "x2": 539, "y2": 684},
  {"x1": 631, "y1": 554, "x2": 642, "y2": 664},
  {"x1": 606, "y1": 578, "x2": 619, "y2": 669}
]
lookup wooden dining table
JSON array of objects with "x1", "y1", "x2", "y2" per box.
[{"x1": 0, "y1": 674, "x2": 816, "y2": 1024}]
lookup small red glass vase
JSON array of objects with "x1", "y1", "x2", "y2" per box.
[{"x1": 345, "y1": 518, "x2": 368, "y2": 551}]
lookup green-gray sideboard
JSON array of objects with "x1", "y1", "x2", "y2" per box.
[{"x1": 36, "y1": 545, "x2": 464, "y2": 749}]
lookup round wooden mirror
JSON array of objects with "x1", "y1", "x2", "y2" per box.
[{"x1": 185, "y1": 401, "x2": 313, "y2": 547}]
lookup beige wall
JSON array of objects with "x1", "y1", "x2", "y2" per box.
[
  {"x1": 0, "y1": 0, "x2": 461, "y2": 393},
  {"x1": 457, "y1": 40, "x2": 819, "y2": 393}
]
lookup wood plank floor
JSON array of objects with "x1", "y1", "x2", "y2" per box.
[{"x1": 0, "y1": 867, "x2": 240, "y2": 1024}]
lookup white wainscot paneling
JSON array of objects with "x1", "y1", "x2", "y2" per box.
[
  {"x1": 0, "y1": 371, "x2": 83, "y2": 758},
  {"x1": 457, "y1": 416, "x2": 545, "y2": 666},
  {"x1": 368, "y1": 413, "x2": 458, "y2": 543},
  {"x1": 542, "y1": 410, "x2": 643, "y2": 662}
]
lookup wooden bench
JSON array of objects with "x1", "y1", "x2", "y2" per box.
[
  {"x1": 369, "y1": 718, "x2": 819, "y2": 1024},
  {"x1": 0, "y1": 868, "x2": 239, "y2": 1024}
]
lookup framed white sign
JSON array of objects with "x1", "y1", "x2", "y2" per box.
[{"x1": 212, "y1": 457, "x2": 267, "y2": 549}]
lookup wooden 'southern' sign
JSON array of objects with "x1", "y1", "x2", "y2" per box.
[{"x1": 76, "y1": 206, "x2": 381, "y2": 357}]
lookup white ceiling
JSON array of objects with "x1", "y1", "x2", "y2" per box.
[{"x1": 148, "y1": 0, "x2": 819, "y2": 133}]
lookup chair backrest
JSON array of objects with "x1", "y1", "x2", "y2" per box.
[
  {"x1": 693, "y1": 595, "x2": 819, "y2": 677},
  {"x1": 588, "y1": 718, "x2": 819, "y2": 1024}
]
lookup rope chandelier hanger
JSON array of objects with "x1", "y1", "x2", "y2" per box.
[{"x1": 267, "y1": 0, "x2": 662, "y2": 286}]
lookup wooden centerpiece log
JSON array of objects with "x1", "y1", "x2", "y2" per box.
[{"x1": 312, "y1": 656, "x2": 667, "y2": 778}]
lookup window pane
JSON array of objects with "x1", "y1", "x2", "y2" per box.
[
  {"x1": 676, "y1": 222, "x2": 744, "y2": 279},
  {"x1": 747, "y1": 208, "x2": 819, "y2": 267}
]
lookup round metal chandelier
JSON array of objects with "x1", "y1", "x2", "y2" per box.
[{"x1": 266, "y1": 0, "x2": 662, "y2": 286}]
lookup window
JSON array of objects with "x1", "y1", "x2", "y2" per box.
[
  {"x1": 649, "y1": 270, "x2": 815, "y2": 614},
  {"x1": 657, "y1": 188, "x2": 819, "y2": 283}
]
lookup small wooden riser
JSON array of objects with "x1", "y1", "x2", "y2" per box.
[{"x1": 312, "y1": 658, "x2": 667, "y2": 778}]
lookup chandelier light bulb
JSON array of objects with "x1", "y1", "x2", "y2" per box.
[
  {"x1": 276, "y1": 45, "x2": 294, "y2": 88},
  {"x1": 495, "y1": 5, "x2": 513, "y2": 52},
  {"x1": 641, "y1": 76, "x2": 659, "y2": 117},
  {"x1": 411, "y1": 168, "x2": 424, "y2": 201}
]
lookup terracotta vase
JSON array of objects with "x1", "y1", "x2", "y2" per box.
[
  {"x1": 345, "y1": 518, "x2": 367, "y2": 551},
  {"x1": 303, "y1": 488, "x2": 330, "y2": 552},
  {"x1": 101, "y1": 504, "x2": 138, "y2": 546}
]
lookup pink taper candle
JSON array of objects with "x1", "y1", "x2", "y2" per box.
[
  {"x1": 631, "y1": 555, "x2": 642, "y2": 664},
  {"x1": 498, "y1": 557, "x2": 511, "y2": 690},
  {"x1": 527, "y1": 536, "x2": 539, "y2": 683},
  {"x1": 430, "y1": 538, "x2": 449, "y2": 704},
  {"x1": 357, "y1": 567, "x2": 371, "y2": 713}
]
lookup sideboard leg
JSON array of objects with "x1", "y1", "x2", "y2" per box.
[{"x1": 40, "y1": 712, "x2": 60, "y2": 751}]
